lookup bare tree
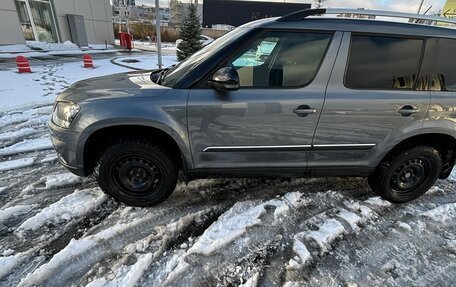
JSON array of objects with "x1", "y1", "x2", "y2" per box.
[{"x1": 314, "y1": 0, "x2": 327, "y2": 9}]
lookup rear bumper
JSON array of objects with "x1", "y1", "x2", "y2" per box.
[{"x1": 49, "y1": 121, "x2": 86, "y2": 176}]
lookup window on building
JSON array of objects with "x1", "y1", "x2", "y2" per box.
[
  {"x1": 14, "y1": 0, "x2": 34, "y2": 40},
  {"x1": 229, "y1": 32, "x2": 332, "y2": 88},
  {"x1": 345, "y1": 35, "x2": 424, "y2": 90},
  {"x1": 418, "y1": 38, "x2": 456, "y2": 92},
  {"x1": 15, "y1": 0, "x2": 59, "y2": 42}
]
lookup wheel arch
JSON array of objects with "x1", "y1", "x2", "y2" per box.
[
  {"x1": 378, "y1": 133, "x2": 456, "y2": 179},
  {"x1": 81, "y1": 124, "x2": 192, "y2": 176}
]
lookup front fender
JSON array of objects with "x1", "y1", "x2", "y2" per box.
[{"x1": 72, "y1": 92, "x2": 192, "y2": 170}]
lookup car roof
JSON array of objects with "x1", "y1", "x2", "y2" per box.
[{"x1": 242, "y1": 17, "x2": 456, "y2": 39}]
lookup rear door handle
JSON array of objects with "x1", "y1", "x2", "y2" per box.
[
  {"x1": 293, "y1": 105, "x2": 317, "y2": 117},
  {"x1": 398, "y1": 105, "x2": 420, "y2": 117}
]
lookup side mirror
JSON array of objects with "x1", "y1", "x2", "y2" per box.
[{"x1": 208, "y1": 66, "x2": 240, "y2": 91}]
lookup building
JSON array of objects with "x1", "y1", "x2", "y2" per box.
[
  {"x1": 112, "y1": 5, "x2": 154, "y2": 23},
  {"x1": 338, "y1": 8, "x2": 376, "y2": 19},
  {"x1": 203, "y1": 0, "x2": 311, "y2": 28},
  {"x1": 112, "y1": 0, "x2": 135, "y2": 6},
  {"x1": 0, "y1": 0, "x2": 114, "y2": 46},
  {"x1": 112, "y1": 4, "x2": 170, "y2": 25},
  {"x1": 169, "y1": 0, "x2": 203, "y2": 27}
]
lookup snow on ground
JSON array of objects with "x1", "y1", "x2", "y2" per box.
[
  {"x1": 0, "y1": 157, "x2": 34, "y2": 172},
  {"x1": 0, "y1": 44, "x2": 32, "y2": 53},
  {"x1": 26, "y1": 41, "x2": 79, "y2": 51},
  {"x1": 0, "y1": 128, "x2": 36, "y2": 142},
  {"x1": 0, "y1": 205, "x2": 36, "y2": 223},
  {"x1": 421, "y1": 203, "x2": 456, "y2": 222},
  {"x1": 0, "y1": 41, "x2": 120, "y2": 59},
  {"x1": 16, "y1": 188, "x2": 106, "y2": 235},
  {"x1": 0, "y1": 58, "x2": 131, "y2": 113},
  {"x1": 43, "y1": 172, "x2": 84, "y2": 189},
  {"x1": 0, "y1": 137, "x2": 52, "y2": 156}
]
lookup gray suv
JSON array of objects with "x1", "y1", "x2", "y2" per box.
[{"x1": 49, "y1": 9, "x2": 456, "y2": 206}]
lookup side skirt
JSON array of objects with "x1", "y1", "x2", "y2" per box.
[{"x1": 185, "y1": 166, "x2": 375, "y2": 181}]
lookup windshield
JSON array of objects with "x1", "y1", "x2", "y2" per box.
[{"x1": 161, "y1": 27, "x2": 250, "y2": 87}]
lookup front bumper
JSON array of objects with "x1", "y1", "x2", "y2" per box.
[{"x1": 48, "y1": 121, "x2": 86, "y2": 176}]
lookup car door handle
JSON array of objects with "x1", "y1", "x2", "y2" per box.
[
  {"x1": 398, "y1": 105, "x2": 420, "y2": 117},
  {"x1": 293, "y1": 105, "x2": 317, "y2": 117}
]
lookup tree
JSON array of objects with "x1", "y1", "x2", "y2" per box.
[
  {"x1": 314, "y1": 0, "x2": 327, "y2": 9},
  {"x1": 177, "y1": 2, "x2": 202, "y2": 61}
]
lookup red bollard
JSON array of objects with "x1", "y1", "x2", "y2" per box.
[
  {"x1": 16, "y1": 56, "x2": 32, "y2": 73},
  {"x1": 83, "y1": 54, "x2": 94, "y2": 68}
]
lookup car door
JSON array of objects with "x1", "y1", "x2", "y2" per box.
[
  {"x1": 187, "y1": 31, "x2": 343, "y2": 169},
  {"x1": 310, "y1": 32, "x2": 430, "y2": 170}
]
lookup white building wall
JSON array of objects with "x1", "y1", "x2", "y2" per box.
[
  {"x1": 0, "y1": 0, "x2": 114, "y2": 46},
  {"x1": 0, "y1": 0, "x2": 26, "y2": 45},
  {"x1": 53, "y1": 0, "x2": 115, "y2": 44}
]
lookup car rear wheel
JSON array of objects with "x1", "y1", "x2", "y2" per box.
[
  {"x1": 368, "y1": 146, "x2": 442, "y2": 203},
  {"x1": 96, "y1": 139, "x2": 178, "y2": 207}
]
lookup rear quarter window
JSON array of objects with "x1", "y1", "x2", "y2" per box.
[
  {"x1": 418, "y1": 38, "x2": 456, "y2": 92},
  {"x1": 345, "y1": 35, "x2": 424, "y2": 90}
]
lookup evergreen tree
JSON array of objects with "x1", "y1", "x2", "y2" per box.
[
  {"x1": 314, "y1": 0, "x2": 327, "y2": 9},
  {"x1": 177, "y1": 2, "x2": 202, "y2": 61}
]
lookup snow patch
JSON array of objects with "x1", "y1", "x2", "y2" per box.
[
  {"x1": 397, "y1": 221, "x2": 412, "y2": 232},
  {"x1": 448, "y1": 169, "x2": 456, "y2": 182},
  {"x1": 288, "y1": 238, "x2": 312, "y2": 269},
  {"x1": 0, "y1": 252, "x2": 29, "y2": 278},
  {"x1": 337, "y1": 208, "x2": 362, "y2": 231},
  {"x1": 421, "y1": 203, "x2": 456, "y2": 222},
  {"x1": 0, "y1": 157, "x2": 34, "y2": 172},
  {"x1": 305, "y1": 218, "x2": 346, "y2": 255},
  {"x1": 364, "y1": 197, "x2": 392, "y2": 207},
  {"x1": 16, "y1": 188, "x2": 107, "y2": 234},
  {"x1": 0, "y1": 205, "x2": 35, "y2": 222},
  {"x1": 40, "y1": 153, "x2": 58, "y2": 163},
  {"x1": 188, "y1": 198, "x2": 287, "y2": 256},
  {"x1": 239, "y1": 272, "x2": 259, "y2": 287},
  {"x1": 0, "y1": 137, "x2": 53, "y2": 156},
  {"x1": 87, "y1": 253, "x2": 153, "y2": 287},
  {"x1": 187, "y1": 201, "x2": 266, "y2": 255},
  {"x1": 44, "y1": 172, "x2": 83, "y2": 189},
  {"x1": 26, "y1": 40, "x2": 79, "y2": 51},
  {"x1": 0, "y1": 128, "x2": 35, "y2": 142}
]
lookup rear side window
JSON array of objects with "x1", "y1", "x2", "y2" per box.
[
  {"x1": 418, "y1": 38, "x2": 456, "y2": 92},
  {"x1": 345, "y1": 35, "x2": 424, "y2": 90}
]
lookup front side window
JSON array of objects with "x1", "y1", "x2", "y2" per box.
[
  {"x1": 345, "y1": 35, "x2": 424, "y2": 90},
  {"x1": 418, "y1": 38, "x2": 456, "y2": 92},
  {"x1": 230, "y1": 32, "x2": 333, "y2": 88}
]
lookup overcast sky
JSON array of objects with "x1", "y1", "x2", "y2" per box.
[{"x1": 136, "y1": 0, "x2": 447, "y2": 14}]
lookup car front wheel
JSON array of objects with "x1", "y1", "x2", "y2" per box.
[
  {"x1": 96, "y1": 140, "x2": 178, "y2": 207},
  {"x1": 368, "y1": 146, "x2": 442, "y2": 203}
]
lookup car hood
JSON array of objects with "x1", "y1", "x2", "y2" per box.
[{"x1": 56, "y1": 71, "x2": 170, "y2": 103}]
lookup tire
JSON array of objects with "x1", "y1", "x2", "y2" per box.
[
  {"x1": 368, "y1": 146, "x2": 442, "y2": 203},
  {"x1": 95, "y1": 139, "x2": 178, "y2": 207}
]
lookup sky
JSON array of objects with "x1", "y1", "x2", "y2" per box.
[{"x1": 136, "y1": 0, "x2": 448, "y2": 14}]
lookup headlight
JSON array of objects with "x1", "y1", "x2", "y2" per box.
[{"x1": 52, "y1": 102, "x2": 80, "y2": 128}]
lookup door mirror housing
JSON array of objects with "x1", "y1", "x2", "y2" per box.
[{"x1": 208, "y1": 66, "x2": 240, "y2": 91}]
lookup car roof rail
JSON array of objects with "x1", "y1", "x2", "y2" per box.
[
  {"x1": 277, "y1": 8, "x2": 327, "y2": 21},
  {"x1": 277, "y1": 8, "x2": 456, "y2": 26}
]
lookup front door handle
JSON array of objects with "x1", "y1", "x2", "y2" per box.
[
  {"x1": 398, "y1": 105, "x2": 420, "y2": 117},
  {"x1": 293, "y1": 105, "x2": 317, "y2": 117}
]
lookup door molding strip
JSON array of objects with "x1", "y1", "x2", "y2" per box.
[
  {"x1": 312, "y1": 144, "x2": 376, "y2": 150},
  {"x1": 202, "y1": 145, "x2": 312, "y2": 152},
  {"x1": 202, "y1": 144, "x2": 376, "y2": 152}
]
